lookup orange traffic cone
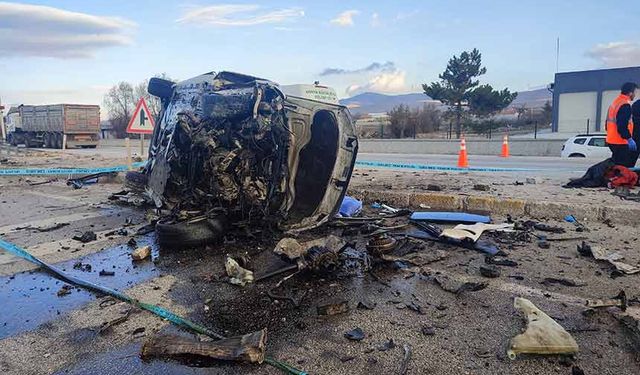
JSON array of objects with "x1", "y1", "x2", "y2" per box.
[
  {"x1": 458, "y1": 137, "x2": 469, "y2": 168},
  {"x1": 501, "y1": 134, "x2": 510, "y2": 158}
]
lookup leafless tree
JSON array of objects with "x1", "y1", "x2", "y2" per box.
[{"x1": 103, "y1": 82, "x2": 135, "y2": 138}]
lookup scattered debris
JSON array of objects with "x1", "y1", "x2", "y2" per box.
[
  {"x1": 72, "y1": 261, "x2": 92, "y2": 272},
  {"x1": 473, "y1": 184, "x2": 490, "y2": 191},
  {"x1": 141, "y1": 330, "x2": 267, "y2": 363},
  {"x1": 131, "y1": 245, "x2": 151, "y2": 261},
  {"x1": 485, "y1": 256, "x2": 518, "y2": 267},
  {"x1": 317, "y1": 300, "x2": 350, "y2": 316},
  {"x1": 399, "y1": 344, "x2": 412, "y2": 375},
  {"x1": 366, "y1": 233, "x2": 397, "y2": 255},
  {"x1": 344, "y1": 327, "x2": 365, "y2": 341},
  {"x1": 507, "y1": 297, "x2": 579, "y2": 359},
  {"x1": 357, "y1": 300, "x2": 376, "y2": 310},
  {"x1": 421, "y1": 325, "x2": 436, "y2": 336},
  {"x1": 537, "y1": 240, "x2": 550, "y2": 249},
  {"x1": 440, "y1": 223, "x2": 513, "y2": 242},
  {"x1": 377, "y1": 338, "x2": 396, "y2": 351},
  {"x1": 98, "y1": 309, "x2": 132, "y2": 334},
  {"x1": 72, "y1": 231, "x2": 97, "y2": 243},
  {"x1": 532, "y1": 223, "x2": 565, "y2": 233},
  {"x1": 273, "y1": 237, "x2": 304, "y2": 260},
  {"x1": 338, "y1": 196, "x2": 363, "y2": 217},
  {"x1": 67, "y1": 172, "x2": 117, "y2": 189},
  {"x1": 479, "y1": 264, "x2": 501, "y2": 278},
  {"x1": 577, "y1": 242, "x2": 640, "y2": 275},
  {"x1": 542, "y1": 277, "x2": 586, "y2": 287},
  {"x1": 99, "y1": 270, "x2": 115, "y2": 277},
  {"x1": 225, "y1": 257, "x2": 254, "y2": 286},
  {"x1": 585, "y1": 290, "x2": 628, "y2": 312},
  {"x1": 431, "y1": 271, "x2": 488, "y2": 295},
  {"x1": 57, "y1": 284, "x2": 72, "y2": 297},
  {"x1": 410, "y1": 211, "x2": 491, "y2": 224},
  {"x1": 17, "y1": 222, "x2": 69, "y2": 232}
]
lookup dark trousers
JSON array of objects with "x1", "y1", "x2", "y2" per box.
[
  {"x1": 629, "y1": 151, "x2": 639, "y2": 168},
  {"x1": 609, "y1": 144, "x2": 634, "y2": 167}
]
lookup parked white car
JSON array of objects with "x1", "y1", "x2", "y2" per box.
[{"x1": 561, "y1": 134, "x2": 611, "y2": 158}]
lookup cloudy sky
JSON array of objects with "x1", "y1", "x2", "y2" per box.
[{"x1": 1, "y1": 0, "x2": 639, "y2": 112}]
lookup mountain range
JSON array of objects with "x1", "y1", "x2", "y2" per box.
[{"x1": 339, "y1": 88, "x2": 551, "y2": 115}]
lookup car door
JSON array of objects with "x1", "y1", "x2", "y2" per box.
[{"x1": 586, "y1": 136, "x2": 610, "y2": 158}]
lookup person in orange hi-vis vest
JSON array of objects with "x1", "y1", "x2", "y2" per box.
[{"x1": 606, "y1": 82, "x2": 637, "y2": 167}]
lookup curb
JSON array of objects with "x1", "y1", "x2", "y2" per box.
[{"x1": 348, "y1": 189, "x2": 640, "y2": 227}]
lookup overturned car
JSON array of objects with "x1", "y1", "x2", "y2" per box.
[{"x1": 142, "y1": 71, "x2": 358, "y2": 243}]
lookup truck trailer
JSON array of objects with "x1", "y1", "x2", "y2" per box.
[{"x1": 7, "y1": 104, "x2": 100, "y2": 148}]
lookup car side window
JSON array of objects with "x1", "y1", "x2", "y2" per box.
[
  {"x1": 588, "y1": 137, "x2": 606, "y2": 147},
  {"x1": 573, "y1": 138, "x2": 586, "y2": 145}
]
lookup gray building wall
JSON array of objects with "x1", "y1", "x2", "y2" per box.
[{"x1": 552, "y1": 66, "x2": 640, "y2": 132}]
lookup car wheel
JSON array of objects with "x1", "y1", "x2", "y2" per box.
[
  {"x1": 155, "y1": 216, "x2": 227, "y2": 249},
  {"x1": 569, "y1": 153, "x2": 586, "y2": 158}
]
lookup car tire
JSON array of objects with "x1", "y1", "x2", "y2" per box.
[
  {"x1": 148, "y1": 77, "x2": 174, "y2": 100},
  {"x1": 569, "y1": 153, "x2": 586, "y2": 158},
  {"x1": 155, "y1": 216, "x2": 227, "y2": 249}
]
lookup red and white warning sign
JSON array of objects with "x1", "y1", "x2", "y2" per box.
[{"x1": 126, "y1": 98, "x2": 155, "y2": 134}]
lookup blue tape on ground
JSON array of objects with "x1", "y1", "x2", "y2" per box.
[
  {"x1": 356, "y1": 160, "x2": 580, "y2": 173},
  {"x1": 0, "y1": 161, "x2": 147, "y2": 176},
  {"x1": 0, "y1": 236, "x2": 306, "y2": 375}
]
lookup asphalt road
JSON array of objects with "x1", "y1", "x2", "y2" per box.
[
  {"x1": 5, "y1": 144, "x2": 602, "y2": 175},
  {"x1": 357, "y1": 153, "x2": 599, "y2": 174}
]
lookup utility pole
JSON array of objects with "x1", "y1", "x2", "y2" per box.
[{"x1": 0, "y1": 97, "x2": 5, "y2": 142}]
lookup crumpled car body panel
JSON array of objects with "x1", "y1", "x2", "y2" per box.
[{"x1": 145, "y1": 71, "x2": 358, "y2": 232}]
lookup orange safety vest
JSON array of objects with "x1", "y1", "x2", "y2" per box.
[{"x1": 606, "y1": 94, "x2": 633, "y2": 145}]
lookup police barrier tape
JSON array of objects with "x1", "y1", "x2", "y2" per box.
[
  {"x1": 0, "y1": 161, "x2": 147, "y2": 176},
  {"x1": 0, "y1": 237, "x2": 306, "y2": 375},
  {"x1": 355, "y1": 160, "x2": 548, "y2": 172}
]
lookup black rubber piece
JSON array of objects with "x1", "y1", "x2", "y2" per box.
[
  {"x1": 155, "y1": 217, "x2": 227, "y2": 249},
  {"x1": 148, "y1": 77, "x2": 174, "y2": 100}
]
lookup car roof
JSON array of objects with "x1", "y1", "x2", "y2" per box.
[{"x1": 573, "y1": 133, "x2": 605, "y2": 137}]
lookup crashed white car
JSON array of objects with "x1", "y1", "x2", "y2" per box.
[{"x1": 144, "y1": 71, "x2": 358, "y2": 241}]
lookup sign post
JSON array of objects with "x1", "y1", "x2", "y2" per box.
[{"x1": 126, "y1": 98, "x2": 155, "y2": 159}]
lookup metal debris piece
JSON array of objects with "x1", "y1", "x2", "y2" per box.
[
  {"x1": 585, "y1": 290, "x2": 628, "y2": 311},
  {"x1": 141, "y1": 330, "x2": 267, "y2": 364},
  {"x1": 304, "y1": 246, "x2": 339, "y2": 274},
  {"x1": 367, "y1": 233, "x2": 397, "y2": 255},
  {"x1": 440, "y1": 223, "x2": 514, "y2": 242},
  {"x1": 72, "y1": 231, "x2": 97, "y2": 243},
  {"x1": 344, "y1": 327, "x2": 365, "y2": 341},
  {"x1": 577, "y1": 242, "x2": 640, "y2": 275},
  {"x1": 225, "y1": 257, "x2": 254, "y2": 286},
  {"x1": 431, "y1": 270, "x2": 488, "y2": 295},
  {"x1": 507, "y1": 297, "x2": 579, "y2": 360}
]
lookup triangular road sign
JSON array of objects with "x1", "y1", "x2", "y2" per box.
[{"x1": 126, "y1": 98, "x2": 155, "y2": 134}]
